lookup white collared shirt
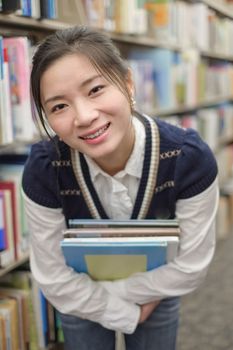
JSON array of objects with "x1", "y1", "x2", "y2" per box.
[
  {"x1": 83, "y1": 117, "x2": 145, "y2": 219},
  {"x1": 22, "y1": 117, "x2": 219, "y2": 334}
]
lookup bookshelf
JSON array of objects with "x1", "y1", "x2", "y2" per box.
[
  {"x1": 0, "y1": 254, "x2": 29, "y2": 277},
  {"x1": 0, "y1": 2, "x2": 66, "y2": 349},
  {"x1": 0, "y1": 0, "x2": 232, "y2": 349}
]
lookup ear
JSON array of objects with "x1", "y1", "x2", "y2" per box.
[{"x1": 126, "y1": 68, "x2": 135, "y2": 97}]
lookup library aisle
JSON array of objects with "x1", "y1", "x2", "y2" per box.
[{"x1": 177, "y1": 232, "x2": 233, "y2": 350}]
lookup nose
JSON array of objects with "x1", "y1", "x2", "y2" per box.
[{"x1": 73, "y1": 99, "x2": 99, "y2": 127}]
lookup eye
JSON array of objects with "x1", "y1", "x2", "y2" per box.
[
  {"x1": 89, "y1": 85, "x2": 104, "y2": 96},
  {"x1": 51, "y1": 103, "x2": 67, "y2": 113}
]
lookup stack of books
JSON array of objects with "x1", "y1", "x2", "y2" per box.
[{"x1": 61, "y1": 219, "x2": 180, "y2": 281}]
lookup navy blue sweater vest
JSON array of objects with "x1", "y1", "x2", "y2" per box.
[{"x1": 22, "y1": 114, "x2": 218, "y2": 225}]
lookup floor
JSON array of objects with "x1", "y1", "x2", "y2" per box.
[
  {"x1": 177, "y1": 231, "x2": 233, "y2": 350},
  {"x1": 117, "y1": 231, "x2": 233, "y2": 350}
]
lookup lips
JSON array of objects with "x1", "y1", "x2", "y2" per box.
[{"x1": 79, "y1": 122, "x2": 110, "y2": 140}]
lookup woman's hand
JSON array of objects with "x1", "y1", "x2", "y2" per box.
[{"x1": 139, "y1": 300, "x2": 161, "y2": 324}]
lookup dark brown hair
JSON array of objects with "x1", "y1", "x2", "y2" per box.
[{"x1": 31, "y1": 25, "x2": 132, "y2": 137}]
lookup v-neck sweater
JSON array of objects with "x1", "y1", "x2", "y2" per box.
[{"x1": 23, "y1": 113, "x2": 217, "y2": 221}]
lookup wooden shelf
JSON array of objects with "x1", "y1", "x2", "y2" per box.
[
  {"x1": 0, "y1": 137, "x2": 43, "y2": 154},
  {"x1": 108, "y1": 32, "x2": 233, "y2": 62},
  {"x1": 203, "y1": 0, "x2": 233, "y2": 19},
  {"x1": 146, "y1": 95, "x2": 233, "y2": 117},
  {"x1": 1, "y1": 12, "x2": 233, "y2": 62},
  {"x1": 48, "y1": 344, "x2": 64, "y2": 350},
  {"x1": 0, "y1": 1, "x2": 232, "y2": 31},
  {"x1": 0, "y1": 255, "x2": 29, "y2": 278},
  {"x1": 0, "y1": 13, "x2": 70, "y2": 32},
  {"x1": 201, "y1": 50, "x2": 233, "y2": 62}
]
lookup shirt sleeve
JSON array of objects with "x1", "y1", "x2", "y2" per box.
[
  {"x1": 22, "y1": 191, "x2": 140, "y2": 333},
  {"x1": 99, "y1": 177, "x2": 219, "y2": 304}
]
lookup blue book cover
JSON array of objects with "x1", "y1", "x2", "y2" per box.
[
  {"x1": 61, "y1": 238, "x2": 169, "y2": 281},
  {"x1": 128, "y1": 48, "x2": 176, "y2": 109}
]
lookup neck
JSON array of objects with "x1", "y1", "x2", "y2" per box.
[{"x1": 94, "y1": 122, "x2": 135, "y2": 176}]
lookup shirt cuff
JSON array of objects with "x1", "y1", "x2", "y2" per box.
[{"x1": 102, "y1": 292, "x2": 140, "y2": 334}]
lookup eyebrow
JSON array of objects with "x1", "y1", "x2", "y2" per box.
[{"x1": 43, "y1": 74, "x2": 102, "y2": 106}]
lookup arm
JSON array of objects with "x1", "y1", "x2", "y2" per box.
[
  {"x1": 99, "y1": 177, "x2": 219, "y2": 304},
  {"x1": 23, "y1": 192, "x2": 140, "y2": 333}
]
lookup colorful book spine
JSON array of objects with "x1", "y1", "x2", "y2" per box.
[
  {"x1": 0, "y1": 192, "x2": 6, "y2": 251},
  {"x1": 3, "y1": 36, "x2": 35, "y2": 141}
]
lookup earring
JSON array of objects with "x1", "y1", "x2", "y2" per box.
[{"x1": 130, "y1": 96, "x2": 136, "y2": 109}]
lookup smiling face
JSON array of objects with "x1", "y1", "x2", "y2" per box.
[{"x1": 40, "y1": 53, "x2": 135, "y2": 174}]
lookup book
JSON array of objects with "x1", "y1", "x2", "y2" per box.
[
  {"x1": 145, "y1": 0, "x2": 175, "y2": 42},
  {"x1": 0, "y1": 270, "x2": 40, "y2": 350},
  {"x1": 69, "y1": 218, "x2": 180, "y2": 228},
  {"x1": 128, "y1": 48, "x2": 176, "y2": 109},
  {"x1": 0, "y1": 313, "x2": 6, "y2": 350},
  {"x1": 67, "y1": 218, "x2": 180, "y2": 237},
  {"x1": 0, "y1": 297, "x2": 19, "y2": 350},
  {"x1": 40, "y1": 0, "x2": 57, "y2": 19},
  {"x1": 56, "y1": 0, "x2": 87, "y2": 25},
  {"x1": 0, "y1": 307, "x2": 11, "y2": 349},
  {"x1": 3, "y1": 36, "x2": 35, "y2": 141},
  {"x1": 2, "y1": 46, "x2": 14, "y2": 145},
  {"x1": 61, "y1": 219, "x2": 180, "y2": 281},
  {"x1": 1, "y1": 0, "x2": 21, "y2": 13},
  {"x1": 0, "y1": 188, "x2": 15, "y2": 267},
  {"x1": 64, "y1": 227, "x2": 180, "y2": 238},
  {"x1": 0, "y1": 181, "x2": 19, "y2": 260},
  {"x1": 0, "y1": 191, "x2": 6, "y2": 251},
  {"x1": 0, "y1": 288, "x2": 30, "y2": 350},
  {"x1": 0, "y1": 162, "x2": 30, "y2": 260}
]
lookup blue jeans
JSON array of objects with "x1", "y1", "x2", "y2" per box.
[{"x1": 58, "y1": 297, "x2": 180, "y2": 350}]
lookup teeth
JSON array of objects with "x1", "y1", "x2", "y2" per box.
[{"x1": 83, "y1": 124, "x2": 109, "y2": 140}]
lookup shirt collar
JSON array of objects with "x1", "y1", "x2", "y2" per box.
[{"x1": 81, "y1": 116, "x2": 145, "y2": 181}]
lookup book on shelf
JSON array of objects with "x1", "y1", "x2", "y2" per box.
[
  {"x1": 0, "y1": 181, "x2": 19, "y2": 263},
  {"x1": 40, "y1": 0, "x2": 57, "y2": 19},
  {"x1": 0, "y1": 269, "x2": 55, "y2": 349},
  {"x1": 0, "y1": 39, "x2": 14, "y2": 146},
  {"x1": 128, "y1": 48, "x2": 176, "y2": 109},
  {"x1": 1, "y1": 0, "x2": 21, "y2": 14},
  {"x1": 0, "y1": 287, "x2": 30, "y2": 350},
  {"x1": 61, "y1": 219, "x2": 180, "y2": 281},
  {"x1": 0, "y1": 158, "x2": 30, "y2": 262},
  {"x1": 3, "y1": 36, "x2": 36, "y2": 142},
  {"x1": 0, "y1": 191, "x2": 7, "y2": 252},
  {"x1": 56, "y1": 0, "x2": 87, "y2": 25},
  {"x1": 0, "y1": 187, "x2": 15, "y2": 267},
  {"x1": 0, "y1": 313, "x2": 6, "y2": 350},
  {"x1": 83, "y1": 0, "x2": 147, "y2": 34},
  {"x1": 2, "y1": 46, "x2": 14, "y2": 145},
  {"x1": 145, "y1": 0, "x2": 176, "y2": 43},
  {"x1": 0, "y1": 297, "x2": 19, "y2": 350}
]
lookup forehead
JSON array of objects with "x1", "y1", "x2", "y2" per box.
[
  {"x1": 44, "y1": 53, "x2": 98, "y2": 78},
  {"x1": 40, "y1": 53, "x2": 102, "y2": 94}
]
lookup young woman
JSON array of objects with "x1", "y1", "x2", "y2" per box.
[{"x1": 22, "y1": 26, "x2": 219, "y2": 350}]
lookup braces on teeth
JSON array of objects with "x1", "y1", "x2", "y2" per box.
[{"x1": 83, "y1": 124, "x2": 109, "y2": 139}]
